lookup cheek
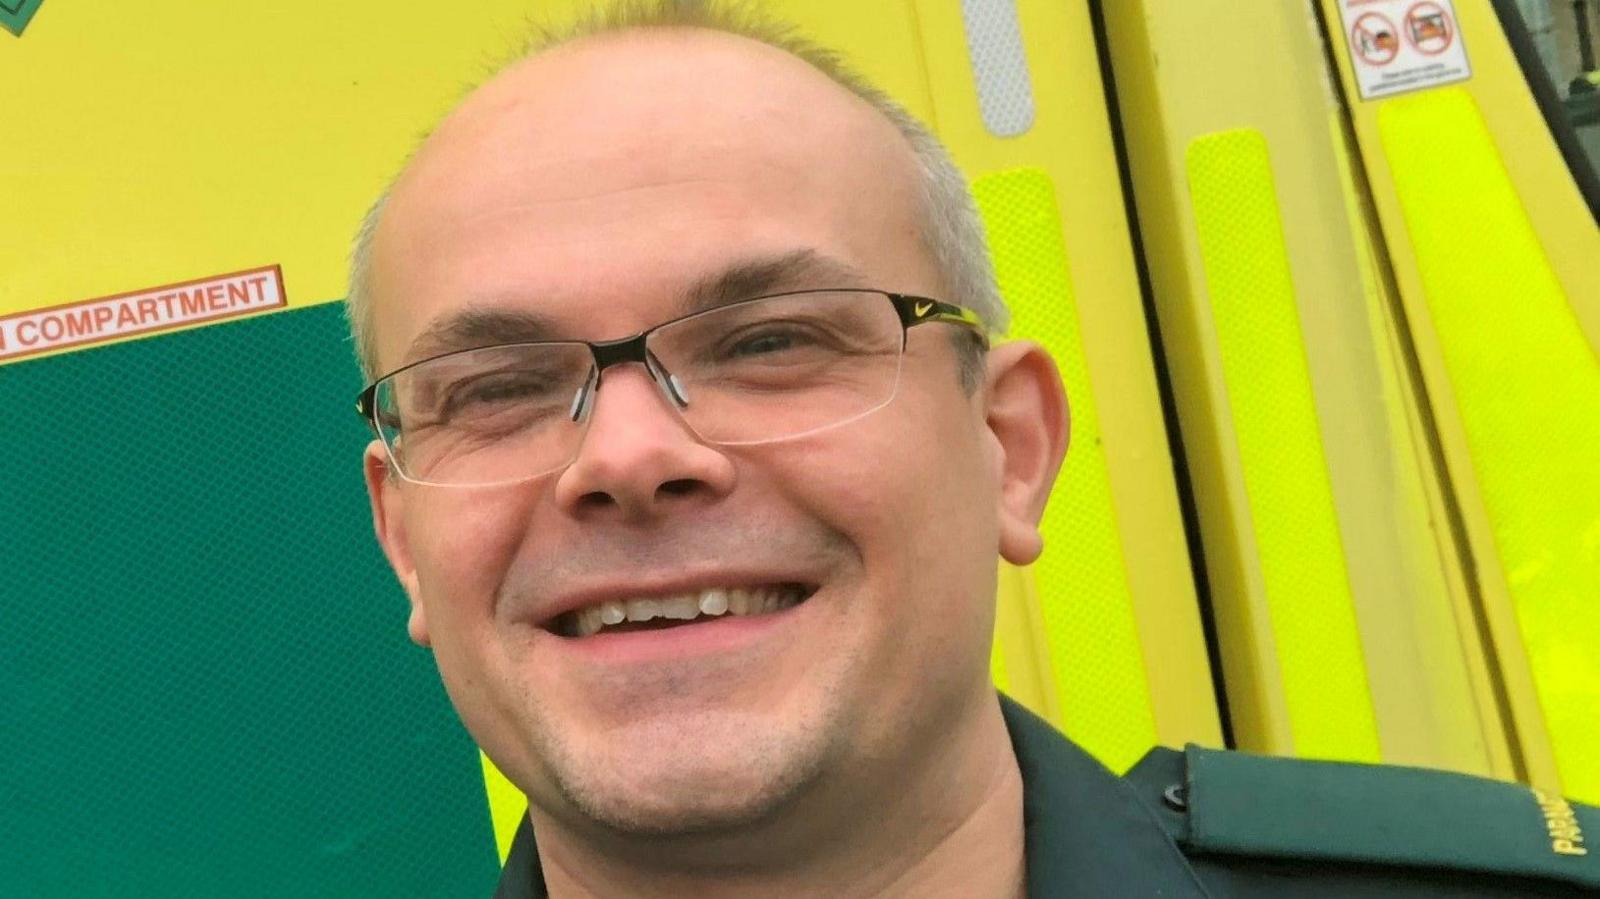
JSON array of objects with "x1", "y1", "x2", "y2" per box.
[
  {"x1": 787, "y1": 402, "x2": 1001, "y2": 740},
  {"x1": 771, "y1": 389, "x2": 997, "y2": 637},
  {"x1": 404, "y1": 487, "x2": 537, "y2": 624},
  {"x1": 886, "y1": 394, "x2": 999, "y2": 628}
]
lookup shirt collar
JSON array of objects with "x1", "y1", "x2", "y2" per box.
[
  {"x1": 998, "y1": 694, "x2": 1212, "y2": 898},
  {"x1": 494, "y1": 694, "x2": 1211, "y2": 898}
]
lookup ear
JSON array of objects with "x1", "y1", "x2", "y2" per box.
[
  {"x1": 364, "y1": 440, "x2": 431, "y2": 647},
  {"x1": 983, "y1": 341, "x2": 1069, "y2": 566}
]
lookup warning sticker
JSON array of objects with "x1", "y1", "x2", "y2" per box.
[
  {"x1": 1340, "y1": 0, "x2": 1471, "y2": 100},
  {"x1": 0, "y1": 266, "x2": 286, "y2": 362}
]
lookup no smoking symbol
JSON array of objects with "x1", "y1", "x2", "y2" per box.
[
  {"x1": 1351, "y1": 11, "x2": 1400, "y2": 66},
  {"x1": 1405, "y1": 2, "x2": 1454, "y2": 54}
]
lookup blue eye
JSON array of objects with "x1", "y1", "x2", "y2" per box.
[
  {"x1": 439, "y1": 372, "x2": 561, "y2": 420},
  {"x1": 730, "y1": 330, "x2": 806, "y2": 356},
  {"x1": 463, "y1": 378, "x2": 546, "y2": 403}
]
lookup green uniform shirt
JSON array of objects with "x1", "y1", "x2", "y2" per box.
[{"x1": 492, "y1": 695, "x2": 1599, "y2": 897}]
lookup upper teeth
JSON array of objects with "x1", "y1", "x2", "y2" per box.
[{"x1": 563, "y1": 586, "x2": 803, "y2": 637}]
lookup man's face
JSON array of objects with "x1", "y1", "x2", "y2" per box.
[{"x1": 364, "y1": 32, "x2": 1034, "y2": 837}]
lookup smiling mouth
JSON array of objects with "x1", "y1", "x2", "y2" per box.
[{"x1": 551, "y1": 584, "x2": 815, "y2": 638}]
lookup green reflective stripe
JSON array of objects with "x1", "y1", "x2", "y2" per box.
[
  {"x1": 1378, "y1": 89, "x2": 1600, "y2": 804},
  {"x1": 1186, "y1": 129, "x2": 1381, "y2": 762},
  {"x1": 973, "y1": 167, "x2": 1157, "y2": 773}
]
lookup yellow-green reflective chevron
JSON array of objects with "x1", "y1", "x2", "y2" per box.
[
  {"x1": 973, "y1": 167, "x2": 1158, "y2": 774},
  {"x1": 1186, "y1": 129, "x2": 1382, "y2": 763},
  {"x1": 1378, "y1": 88, "x2": 1600, "y2": 804}
]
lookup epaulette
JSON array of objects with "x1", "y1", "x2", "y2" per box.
[{"x1": 1124, "y1": 744, "x2": 1600, "y2": 895}]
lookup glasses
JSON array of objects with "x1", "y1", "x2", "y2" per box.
[{"x1": 356, "y1": 289, "x2": 987, "y2": 487}]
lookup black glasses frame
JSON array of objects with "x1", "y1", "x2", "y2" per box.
[{"x1": 353, "y1": 289, "x2": 987, "y2": 425}]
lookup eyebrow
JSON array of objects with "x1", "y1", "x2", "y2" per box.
[
  {"x1": 405, "y1": 306, "x2": 559, "y2": 365},
  {"x1": 680, "y1": 249, "x2": 871, "y2": 315},
  {"x1": 401, "y1": 248, "x2": 870, "y2": 366}
]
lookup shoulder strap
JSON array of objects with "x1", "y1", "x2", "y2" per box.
[{"x1": 1128, "y1": 744, "x2": 1599, "y2": 893}]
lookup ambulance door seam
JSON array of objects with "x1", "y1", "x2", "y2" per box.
[{"x1": 1304, "y1": 0, "x2": 1530, "y2": 784}]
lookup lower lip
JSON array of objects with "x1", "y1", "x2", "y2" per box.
[{"x1": 546, "y1": 599, "x2": 810, "y2": 665}]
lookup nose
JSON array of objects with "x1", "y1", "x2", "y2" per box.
[{"x1": 552, "y1": 365, "x2": 736, "y2": 519}]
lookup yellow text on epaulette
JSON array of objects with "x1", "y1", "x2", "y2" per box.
[{"x1": 1532, "y1": 789, "x2": 1588, "y2": 857}]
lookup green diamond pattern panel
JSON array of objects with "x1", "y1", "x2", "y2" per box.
[{"x1": 0, "y1": 305, "x2": 499, "y2": 897}]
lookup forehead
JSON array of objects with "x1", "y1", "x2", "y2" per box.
[{"x1": 368, "y1": 29, "x2": 933, "y2": 371}]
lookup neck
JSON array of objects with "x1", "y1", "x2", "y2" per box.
[{"x1": 534, "y1": 693, "x2": 1026, "y2": 899}]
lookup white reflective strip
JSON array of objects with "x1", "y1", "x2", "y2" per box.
[{"x1": 959, "y1": 0, "x2": 1035, "y2": 137}]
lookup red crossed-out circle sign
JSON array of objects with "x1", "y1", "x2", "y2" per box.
[
  {"x1": 1351, "y1": 11, "x2": 1400, "y2": 67},
  {"x1": 1405, "y1": 2, "x2": 1454, "y2": 55}
]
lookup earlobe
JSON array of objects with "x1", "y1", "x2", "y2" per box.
[
  {"x1": 363, "y1": 442, "x2": 431, "y2": 647},
  {"x1": 983, "y1": 342, "x2": 1070, "y2": 566}
]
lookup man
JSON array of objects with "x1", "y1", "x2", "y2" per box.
[{"x1": 348, "y1": 3, "x2": 1599, "y2": 897}]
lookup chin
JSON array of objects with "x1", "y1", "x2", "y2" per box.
[
  {"x1": 543, "y1": 711, "x2": 835, "y2": 838},
  {"x1": 577, "y1": 783, "x2": 780, "y2": 837}
]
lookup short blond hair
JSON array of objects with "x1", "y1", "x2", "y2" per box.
[{"x1": 346, "y1": 0, "x2": 1004, "y2": 383}]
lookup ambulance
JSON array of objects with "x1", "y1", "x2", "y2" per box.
[{"x1": 2, "y1": 1, "x2": 1595, "y2": 891}]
